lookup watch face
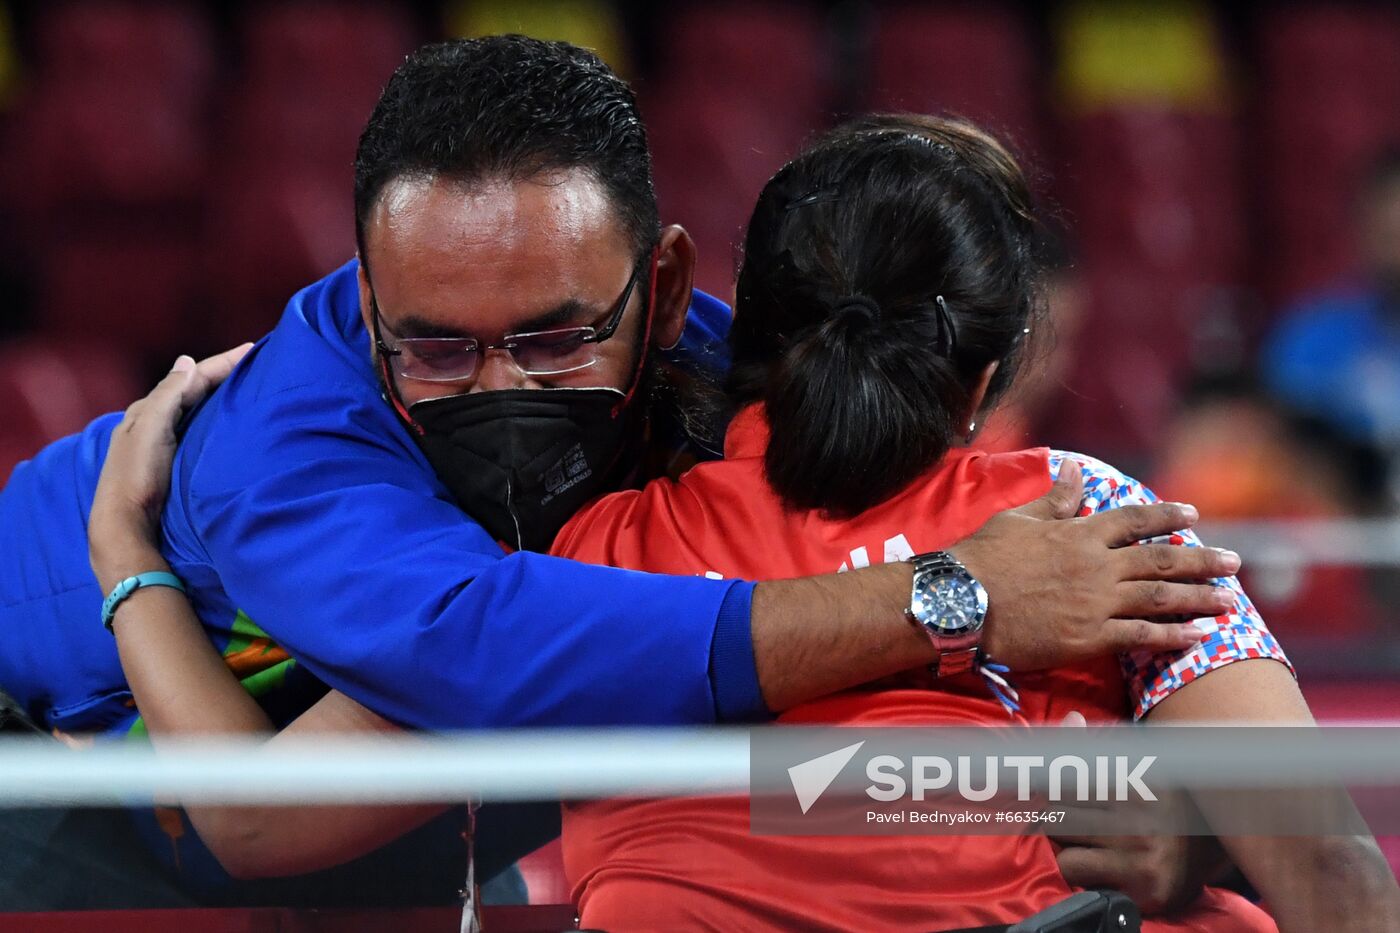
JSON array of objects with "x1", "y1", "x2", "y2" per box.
[{"x1": 912, "y1": 571, "x2": 986, "y2": 634}]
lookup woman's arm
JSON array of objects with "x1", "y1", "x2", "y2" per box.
[
  {"x1": 90, "y1": 351, "x2": 447, "y2": 879},
  {"x1": 1043, "y1": 452, "x2": 1397, "y2": 924},
  {"x1": 1148, "y1": 659, "x2": 1400, "y2": 932},
  {"x1": 109, "y1": 575, "x2": 444, "y2": 879}
]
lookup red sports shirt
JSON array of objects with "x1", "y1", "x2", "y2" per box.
[{"x1": 551, "y1": 404, "x2": 1284, "y2": 933}]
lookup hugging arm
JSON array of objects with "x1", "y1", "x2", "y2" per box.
[
  {"x1": 1148, "y1": 660, "x2": 1400, "y2": 932},
  {"x1": 583, "y1": 454, "x2": 1239, "y2": 712},
  {"x1": 90, "y1": 352, "x2": 443, "y2": 879},
  {"x1": 102, "y1": 558, "x2": 437, "y2": 879},
  {"x1": 92, "y1": 354, "x2": 1238, "y2": 879}
]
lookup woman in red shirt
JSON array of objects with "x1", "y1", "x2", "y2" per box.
[
  {"x1": 84, "y1": 114, "x2": 1399, "y2": 931},
  {"x1": 546, "y1": 115, "x2": 1396, "y2": 932}
]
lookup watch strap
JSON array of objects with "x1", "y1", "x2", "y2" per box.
[
  {"x1": 928, "y1": 645, "x2": 982, "y2": 679},
  {"x1": 910, "y1": 550, "x2": 963, "y2": 576}
]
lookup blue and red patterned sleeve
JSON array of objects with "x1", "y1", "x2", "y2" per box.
[{"x1": 1048, "y1": 450, "x2": 1295, "y2": 721}]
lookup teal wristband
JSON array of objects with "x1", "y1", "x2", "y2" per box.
[{"x1": 101, "y1": 571, "x2": 186, "y2": 632}]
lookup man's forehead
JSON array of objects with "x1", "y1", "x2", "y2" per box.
[
  {"x1": 365, "y1": 170, "x2": 635, "y2": 334},
  {"x1": 369, "y1": 170, "x2": 624, "y2": 264}
]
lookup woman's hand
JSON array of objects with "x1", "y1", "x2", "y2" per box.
[{"x1": 88, "y1": 344, "x2": 253, "y2": 592}]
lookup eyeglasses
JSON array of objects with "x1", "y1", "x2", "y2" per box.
[{"x1": 371, "y1": 258, "x2": 648, "y2": 384}]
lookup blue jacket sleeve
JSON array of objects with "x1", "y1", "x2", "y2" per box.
[
  {"x1": 711, "y1": 582, "x2": 764, "y2": 721},
  {"x1": 185, "y1": 376, "x2": 751, "y2": 730}
]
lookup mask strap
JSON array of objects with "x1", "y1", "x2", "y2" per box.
[{"x1": 612, "y1": 245, "x2": 661, "y2": 418}]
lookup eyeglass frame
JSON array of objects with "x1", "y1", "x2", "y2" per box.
[{"x1": 369, "y1": 253, "x2": 651, "y2": 385}]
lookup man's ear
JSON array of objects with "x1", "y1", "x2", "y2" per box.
[{"x1": 652, "y1": 225, "x2": 696, "y2": 351}]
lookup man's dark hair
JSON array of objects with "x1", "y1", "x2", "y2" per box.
[
  {"x1": 728, "y1": 114, "x2": 1046, "y2": 517},
  {"x1": 353, "y1": 35, "x2": 658, "y2": 270}
]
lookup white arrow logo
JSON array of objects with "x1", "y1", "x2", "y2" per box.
[{"x1": 787, "y1": 741, "x2": 866, "y2": 814}]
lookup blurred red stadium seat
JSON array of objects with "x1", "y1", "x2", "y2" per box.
[
  {"x1": 659, "y1": 1, "x2": 828, "y2": 112},
  {"x1": 1051, "y1": 107, "x2": 1245, "y2": 455},
  {"x1": 199, "y1": 162, "x2": 354, "y2": 350},
  {"x1": 1305, "y1": 680, "x2": 1400, "y2": 724},
  {"x1": 1243, "y1": 565, "x2": 1385, "y2": 641},
  {"x1": 32, "y1": 0, "x2": 212, "y2": 93},
  {"x1": 0, "y1": 3, "x2": 215, "y2": 364},
  {"x1": 646, "y1": 2, "x2": 830, "y2": 296},
  {"x1": 1255, "y1": 5, "x2": 1400, "y2": 304},
  {"x1": 867, "y1": 3, "x2": 1040, "y2": 153},
  {"x1": 220, "y1": 2, "x2": 420, "y2": 170},
  {"x1": 647, "y1": 96, "x2": 788, "y2": 296},
  {"x1": 191, "y1": 3, "x2": 418, "y2": 349},
  {"x1": 0, "y1": 335, "x2": 141, "y2": 483},
  {"x1": 5, "y1": 1, "x2": 213, "y2": 216},
  {"x1": 0, "y1": 371, "x2": 45, "y2": 480},
  {"x1": 35, "y1": 229, "x2": 199, "y2": 360},
  {"x1": 1045, "y1": 278, "x2": 1183, "y2": 460},
  {"x1": 240, "y1": 2, "x2": 416, "y2": 98},
  {"x1": 1065, "y1": 109, "x2": 1244, "y2": 283}
]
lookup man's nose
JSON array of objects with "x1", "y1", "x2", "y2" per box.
[{"x1": 471, "y1": 347, "x2": 530, "y2": 392}]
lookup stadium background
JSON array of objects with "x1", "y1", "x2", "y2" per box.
[{"x1": 0, "y1": 0, "x2": 1397, "y2": 912}]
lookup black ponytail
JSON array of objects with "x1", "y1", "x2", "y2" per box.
[
  {"x1": 761, "y1": 294, "x2": 968, "y2": 516},
  {"x1": 728, "y1": 114, "x2": 1045, "y2": 518}
]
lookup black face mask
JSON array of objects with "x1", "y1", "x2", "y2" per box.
[{"x1": 407, "y1": 388, "x2": 640, "y2": 552}]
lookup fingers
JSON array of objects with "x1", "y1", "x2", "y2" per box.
[
  {"x1": 118, "y1": 344, "x2": 251, "y2": 443},
  {"x1": 196, "y1": 342, "x2": 254, "y2": 383},
  {"x1": 1053, "y1": 844, "x2": 1126, "y2": 889},
  {"x1": 1060, "y1": 710, "x2": 1088, "y2": 728},
  {"x1": 1084, "y1": 500, "x2": 1199, "y2": 547},
  {"x1": 1117, "y1": 544, "x2": 1242, "y2": 582},
  {"x1": 1115, "y1": 578, "x2": 1235, "y2": 619},
  {"x1": 182, "y1": 343, "x2": 254, "y2": 409},
  {"x1": 1013, "y1": 457, "x2": 1084, "y2": 521},
  {"x1": 122, "y1": 358, "x2": 196, "y2": 430},
  {"x1": 1100, "y1": 618, "x2": 1206, "y2": 655}
]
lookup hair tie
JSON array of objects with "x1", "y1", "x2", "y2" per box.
[
  {"x1": 934, "y1": 295, "x2": 958, "y2": 357},
  {"x1": 835, "y1": 294, "x2": 881, "y2": 322}
]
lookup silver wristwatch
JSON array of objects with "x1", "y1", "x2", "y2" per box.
[{"x1": 905, "y1": 550, "x2": 988, "y2": 678}]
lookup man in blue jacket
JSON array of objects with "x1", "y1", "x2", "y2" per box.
[{"x1": 0, "y1": 36, "x2": 1235, "y2": 908}]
